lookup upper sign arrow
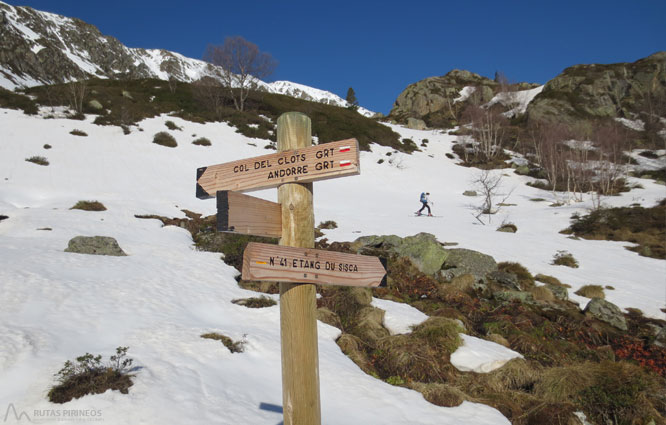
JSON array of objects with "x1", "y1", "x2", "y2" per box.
[{"x1": 196, "y1": 139, "x2": 360, "y2": 199}]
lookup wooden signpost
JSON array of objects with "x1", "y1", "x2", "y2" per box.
[
  {"x1": 242, "y1": 242, "x2": 387, "y2": 288},
  {"x1": 196, "y1": 112, "x2": 385, "y2": 425},
  {"x1": 217, "y1": 191, "x2": 282, "y2": 238},
  {"x1": 196, "y1": 138, "x2": 360, "y2": 198}
]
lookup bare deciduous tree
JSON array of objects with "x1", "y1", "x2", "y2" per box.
[
  {"x1": 529, "y1": 121, "x2": 570, "y2": 194},
  {"x1": 203, "y1": 36, "x2": 277, "y2": 112},
  {"x1": 193, "y1": 76, "x2": 227, "y2": 119},
  {"x1": 66, "y1": 79, "x2": 87, "y2": 114},
  {"x1": 471, "y1": 169, "x2": 514, "y2": 224},
  {"x1": 461, "y1": 103, "x2": 508, "y2": 162}
]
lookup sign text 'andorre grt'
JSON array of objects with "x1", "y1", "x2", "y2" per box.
[{"x1": 196, "y1": 139, "x2": 359, "y2": 198}]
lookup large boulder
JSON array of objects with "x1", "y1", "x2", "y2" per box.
[
  {"x1": 440, "y1": 248, "x2": 497, "y2": 281},
  {"x1": 388, "y1": 69, "x2": 499, "y2": 128},
  {"x1": 583, "y1": 298, "x2": 628, "y2": 331},
  {"x1": 64, "y1": 236, "x2": 127, "y2": 256},
  {"x1": 394, "y1": 233, "x2": 449, "y2": 276},
  {"x1": 407, "y1": 117, "x2": 427, "y2": 130},
  {"x1": 353, "y1": 233, "x2": 449, "y2": 276}
]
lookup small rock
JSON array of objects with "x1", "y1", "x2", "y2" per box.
[
  {"x1": 64, "y1": 236, "x2": 127, "y2": 256},
  {"x1": 546, "y1": 285, "x2": 569, "y2": 301},
  {"x1": 88, "y1": 99, "x2": 103, "y2": 111},
  {"x1": 514, "y1": 165, "x2": 530, "y2": 175},
  {"x1": 648, "y1": 324, "x2": 666, "y2": 348},
  {"x1": 488, "y1": 271, "x2": 521, "y2": 291},
  {"x1": 583, "y1": 298, "x2": 628, "y2": 331},
  {"x1": 494, "y1": 291, "x2": 535, "y2": 304}
]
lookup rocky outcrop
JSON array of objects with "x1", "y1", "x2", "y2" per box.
[
  {"x1": 64, "y1": 236, "x2": 127, "y2": 256},
  {"x1": 583, "y1": 298, "x2": 628, "y2": 331},
  {"x1": 352, "y1": 233, "x2": 448, "y2": 276},
  {"x1": 388, "y1": 69, "x2": 498, "y2": 128},
  {"x1": 440, "y1": 248, "x2": 497, "y2": 281},
  {"x1": 527, "y1": 52, "x2": 666, "y2": 124}
]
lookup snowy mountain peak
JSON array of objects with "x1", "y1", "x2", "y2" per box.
[{"x1": 0, "y1": 1, "x2": 375, "y2": 115}]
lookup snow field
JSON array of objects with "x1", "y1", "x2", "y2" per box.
[{"x1": 0, "y1": 108, "x2": 664, "y2": 423}]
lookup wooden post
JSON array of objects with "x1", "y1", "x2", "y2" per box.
[{"x1": 277, "y1": 112, "x2": 321, "y2": 425}]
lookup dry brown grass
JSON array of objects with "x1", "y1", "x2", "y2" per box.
[
  {"x1": 498, "y1": 262, "x2": 535, "y2": 289},
  {"x1": 70, "y1": 200, "x2": 107, "y2": 211},
  {"x1": 201, "y1": 332, "x2": 245, "y2": 353},
  {"x1": 575, "y1": 285, "x2": 605, "y2": 299},
  {"x1": 409, "y1": 382, "x2": 467, "y2": 407},
  {"x1": 535, "y1": 361, "x2": 665, "y2": 425},
  {"x1": 374, "y1": 318, "x2": 463, "y2": 383},
  {"x1": 530, "y1": 286, "x2": 556, "y2": 302},
  {"x1": 534, "y1": 273, "x2": 571, "y2": 288}
]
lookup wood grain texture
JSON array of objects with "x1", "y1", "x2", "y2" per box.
[
  {"x1": 242, "y1": 243, "x2": 387, "y2": 287},
  {"x1": 196, "y1": 138, "x2": 359, "y2": 198},
  {"x1": 276, "y1": 112, "x2": 321, "y2": 425},
  {"x1": 216, "y1": 191, "x2": 282, "y2": 238}
]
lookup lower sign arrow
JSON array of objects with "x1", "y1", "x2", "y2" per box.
[{"x1": 242, "y1": 242, "x2": 387, "y2": 288}]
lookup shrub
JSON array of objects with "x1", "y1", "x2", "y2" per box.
[
  {"x1": 0, "y1": 86, "x2": 38, "y2": 114},
  {"x1": 562, "y1": 203, "x2": 666, "y2": 259},
  {"x1": 385, "y1": 375, "x2": 406, "y2": 386},
  {"x1": 498, "y1": 262, "x2": 535, "y2": 289},
  {"x1": 201, "y1": 332, "x2": 245, "y2": 353},
  {"x1": 152, "y1": 131, "x2": 177, "y2": 147},
  {"x1": 165, "y1": 120, "x2": 181, "y2": 130},
  {"x1": 25, "y1": 156, "x2": 49, "y2": 166},
  {"x1": 401, "y1": 138, "x2": 419, "y2": 153},
  {"x1": 48, "y1": 347, "x2": 134, "y2": 403},
  {"x1": 575, "y1": 285, "x2": 605, "y2": 299},
  {"x1": 70, "y1": 129, "x2": 88, "y2": 136},
  {"x1": 43, "y1": 144, "x2": 52, "y2": 149},
  {"x1": 445, "y1": 153, "x2": 455, "y2": 159},
  {"x1": 496, "y1": 223, "x2": 518, "y2": 233},
  {"x1": 552, "y1": 251, "x2": 579, "y2": 268},
  {"x1": 377, "y1": 159, "x2": 384, "y2": 164},
  {"x1": 70, "y1": 200, "x2": 107, "y2": 211},
  {"x1": 231, "y1": 296, "x2": 276, "y2": 308},
  {"x1": 530, "y1": 286, "x2": 555, "y2": 301},
  {"x1": 317, "y1": 220, "x2": 338, "y2": 230},
  {"x1": 534, "y1": 274, "x2": 570, "y2": 287},
  {"x1": 192, "y1": 137, "x2": 211, "y2": 146}
]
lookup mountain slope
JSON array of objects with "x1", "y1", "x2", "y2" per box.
[
  {"x1": 0, "y1": 1, "x2": 374, "y2": 115},
  {"x1": 1, "y1": 105, "x2": 665, "y2": 423}
]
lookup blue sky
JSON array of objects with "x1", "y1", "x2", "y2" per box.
[{"x1": 8, "y1": 0, "x2": 666, "y2": 114}]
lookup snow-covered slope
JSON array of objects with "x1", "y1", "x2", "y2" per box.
[
  {"x1": 0, "y1": 109, "x2": 664, "y2": 423},
  {"x1": 0, "y1": 1, "x2": 375, "y2": 116},
  {"x1": 486, "y1": 85, "x2": 544, "y2": 117}
]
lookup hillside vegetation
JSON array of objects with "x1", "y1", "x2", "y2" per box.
[{"x1": 14, "y1": 78, "x2": 405, "y2": 152}]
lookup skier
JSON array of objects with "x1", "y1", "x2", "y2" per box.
[{"x1": 416, "y1": 192, "x2": 432, "y2": 216}]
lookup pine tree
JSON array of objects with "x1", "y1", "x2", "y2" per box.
[{"x1": 345, "y1": 87, "x2": 359, "y2": 110}]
